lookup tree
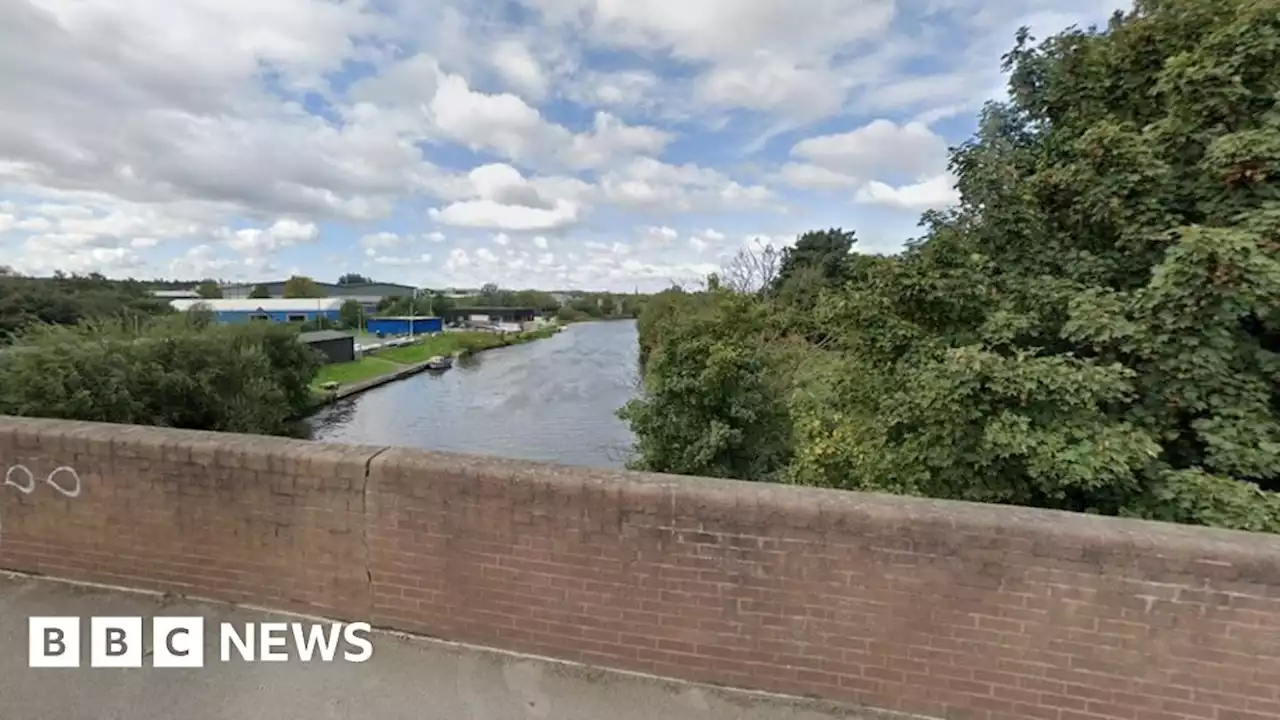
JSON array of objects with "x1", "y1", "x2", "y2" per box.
[
  {"x1": 620, "y1": 289, "x2": 793, "y2": 480},
  {"x1": 625, "y1": 0, "x2": 1280, "y2": 533},
  {"x1": 0, "y1": 273, "x2": 171, "y2": 343},
  {"x1": 722, "y1": 240, "x2": 782, "y2": 294},
  {"x1": 337, "y1": 273, "x2": 371, "y2": 285},
  {"x1": 282, "y1": 275, "x2": 325, "y2": 299},
  {"x1": 247, "y1": 284, "x2": 270, "y2": 299},
  {"x1": 339, "y1": 299, "x2": 363, "y2": 330},
  {"x1": 771, "y1": 228, "x2": 856, "y2": 293},
  {"x1": 195, "y1": 280, "x2": 222, "y2": 299}
]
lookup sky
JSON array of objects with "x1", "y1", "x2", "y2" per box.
[{"x1": 0, "y1": 0, "x2": 1131, "y2": 292}]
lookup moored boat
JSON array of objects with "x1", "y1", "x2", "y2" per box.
[{"x1": 424, "y1": 355, "x2": 453, "y2": 371}]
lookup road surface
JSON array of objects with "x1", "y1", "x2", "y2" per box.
[{"x1": 0, "y1": 573, "x2": 862, "y2": 720}]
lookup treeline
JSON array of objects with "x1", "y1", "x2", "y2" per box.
[
  {"x1": 622, "y1": 0, "x2": 1280, "y2": 533},
  {"x1": 373, "y1": 282, "x2": 648, "y2": 321},
  {"x1": 0, "y1": 272, "x2": 172, "y2": 343},
  {"x1": 554, "y1": 292, "x2": 645, "y2": 322}
]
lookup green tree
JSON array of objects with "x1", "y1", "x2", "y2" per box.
[
  {"x1": 339, "y1": 299, "x2": 364, "y2": 330},
  {"x1": 247, "y1": 284, "x2": 271, "y2": 299},
  {"x1": 196, "y1": 280, "x2": 222, "y2": 299},
  {"x1": 0, "y1": 273, "x2": 171, "y2": 343},
  {"x1": 771, "y1": 228, "x2": 857, "y2": 293},
  {"x1": 337, "y1": 273, "x2": 371, "y2": 285},
  {"x1": 282, "y1": 275, "x2": 325, "y2": 299},
  {"x1": 620, "y1": 289, "x2": 793, "y2": 481},
  {"x1": 626, "y1": 0, "x2": 1280, "y2": 533}
]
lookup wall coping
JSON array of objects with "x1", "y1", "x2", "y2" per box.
[{"x1": 4, "y1": 415, "x2": 1279, "y2": 571}]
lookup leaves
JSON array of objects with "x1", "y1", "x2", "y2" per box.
[{"x1": 625, "y1": 0, "x2": 1280, "y2": 533}]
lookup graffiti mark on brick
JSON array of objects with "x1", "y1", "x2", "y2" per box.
[{"x1": 1, "y1": 464, "x2": 82, "y2": 546}]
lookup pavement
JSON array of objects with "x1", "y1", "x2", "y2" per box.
[{"x1": 0, "y1": 574, "x2": 864, "y2": 720}]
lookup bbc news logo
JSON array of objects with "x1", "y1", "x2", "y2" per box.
[{"x1": 29, "y1": 616, "x2": 373, "y2": 668}]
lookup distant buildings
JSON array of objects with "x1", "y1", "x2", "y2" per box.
[
  {"x1": 169, "y1": 298, "x2": 344, "y2": 324},
  {"x1": 441, "y1": 307, "x2": 537, "y2": 325},
  {"x1": 217, "y1": 280, "x2": 417, "y2": 312}
]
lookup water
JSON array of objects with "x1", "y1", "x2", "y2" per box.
[{"x1": 307, "y1": 320, "x2": 640, "y2": 469}]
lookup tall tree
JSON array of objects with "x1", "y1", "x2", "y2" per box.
[
  {"x1": 337, "y1": 273, "x2": 371, "y2": 285},
  {"x1": 772, "y1": 228, "x2": 857, "y2": 292},
  {"x1": 247, "y1": 284, "x2": 270, "y2": 299},
  {"x1": 338, "y1": 299, "x2": 364, "y2": 330}
]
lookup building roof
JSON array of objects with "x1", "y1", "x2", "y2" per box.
[
  {"x1": 368, "y1": 316, "x2": 442, "y2": 321},
  {"x1": 169, "y1": 298, "x2": 346, "y2": 312},
  {"x1": 219, "y1": 280, "x2": 417, "y2": 293},
  {"x1": 297, "y1": 330, "x2": 354, "y2": 343},
  {"x1": 444, "y1": 306, "x2": 537, "y2": 313},
  {"x1": 151, "y1": 289, "x2": 201, "y2": 298}
]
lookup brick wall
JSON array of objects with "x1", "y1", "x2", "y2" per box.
[{"x1": 2, "y1": 416, "x2": 1279, "y2": 720}]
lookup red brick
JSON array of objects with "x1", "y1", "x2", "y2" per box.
[{"x1": 3, "y1": 417, "x2": 1280, "y2": 720}]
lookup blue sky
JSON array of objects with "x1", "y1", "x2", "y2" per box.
[{"x1": 0, "y1": 0, "x2": 1129, "y2": 292}]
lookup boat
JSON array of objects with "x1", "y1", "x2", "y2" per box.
[{"x1": 424, "y1": 355, "x2": 453, "y2": 371}]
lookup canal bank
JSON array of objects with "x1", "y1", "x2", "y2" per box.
[
  {"x1": 309, "y1": 326, "x2": 560, "y2": 407},
  {"x1": 309, "y1": 320, "x2": 639, "y2": 469}
]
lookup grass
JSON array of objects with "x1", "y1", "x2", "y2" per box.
[
  {"x1": 309, "y1": 327, "x2": 559, "y2": 395},
  {"x1": 376, "y1": 332, "x2": 501, "y2": 364},
  {"x1": 313, "y1": 356, "x2": 401, "y2": 387}
]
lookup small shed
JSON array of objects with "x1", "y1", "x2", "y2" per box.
[{"x1": 298, "y1": 330, "x2": 355, "y2": 365}]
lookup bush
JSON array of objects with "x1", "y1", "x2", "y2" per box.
[{"x1": 0, "y1": 318, "x2": 321, "y2": 436}]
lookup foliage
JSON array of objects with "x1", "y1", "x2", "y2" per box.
[
  {"x1": 338, "y1": 299, "x2": 364, "y2": 329},
  {"x1": 282, "y1": 275, "x2": 325, "y2": 298},
  {"x1": 0, "y1": 273, "x2": 172, "y2": 343},
  {"x1": 376, "y1": 292, "x2": 435, "y2": 317},
  {"x1": 0, "y1": 317, "x2": 321, "y2": 435},
  {"x1": 337, "y1": 273, "x2": 371, "y2": 285},
  {"x1": 196, "y1": 280, "x2": 222, "y2": 299},
  {"x1": 248, "y1": 284, "x2": 271, "y2": 299},
  {"x1": 298, "y1": 316, "x2": 339, "y2": 332},
  {"x1": 623, "y1": 0, "x2": 1280, "y2": 533},
  {"x1": 771, "y1": 228, "x2": 857, "y2": 293}
]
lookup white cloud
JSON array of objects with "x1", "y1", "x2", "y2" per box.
[
  {"x1": 0, "y1": 0, "x2": 1129, "y2": 290},
  {"x1": 600, "y1": 157, "x2": 775, "y2": 212},
  {"x1": 778, "y1": 163, "x2": 859, "y2": 190},
  {"x1": 360, "y1": 231, "x2": 403, "y2": 249},
  {"x1": 223, "y1": 219, "x2": 320, "y2": 256},
  {"x1": 490, "y1": 39, "x2": 548, "y2": 99},
  {"x1": 856, "y1": 174, "x2": 960, "y2": 211},
  {"x1": 370, "y1": 252, "x2": 432, "y2": 266},
  {"x1": 792, "y1": 120, "x2": 949, "y2": 180},
  {"x1": 428, "y1": 163, "x2": 584, "y2": 231}
]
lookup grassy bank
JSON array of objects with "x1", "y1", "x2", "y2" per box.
[{"x1": 311, "y1": 326, "x2": 559, "y2": 394}]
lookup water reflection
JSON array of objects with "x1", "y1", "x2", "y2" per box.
[{"x1": 307, "y1": 320, "x2": 640, "y2": 469}]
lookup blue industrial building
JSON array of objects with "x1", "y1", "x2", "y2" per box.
[
  {"x1": 364, "y1": 316, "x2": 443, "y2": 336},
  {"x1": 169, "y1": 298, "x2": 344, "y2": 324}
]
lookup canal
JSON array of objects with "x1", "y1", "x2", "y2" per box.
[{"x1": 307, "y1": 320, "x2": 640, "y2": 469}]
